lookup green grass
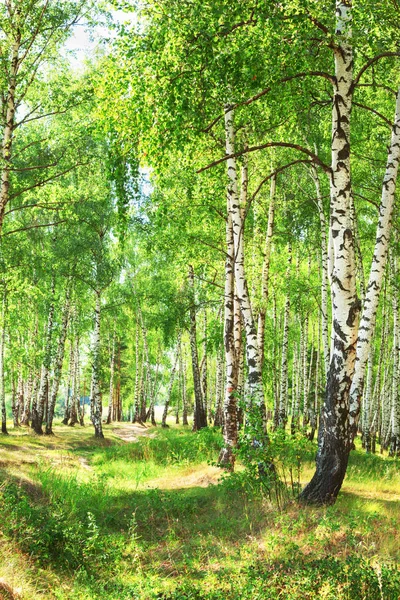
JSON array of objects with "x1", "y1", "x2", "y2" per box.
[{"x1": 0, "y1": 423, "x2": 399, "y2": 599}]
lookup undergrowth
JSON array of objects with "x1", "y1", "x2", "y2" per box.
[{"x1": 0, "y1": 425, "x2": 399, "y2": 599}]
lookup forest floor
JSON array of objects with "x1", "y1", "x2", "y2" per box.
[{"x1": 0, "y1": 421, "x2": 399, "y2": 600}]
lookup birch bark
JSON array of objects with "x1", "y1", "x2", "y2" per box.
[
  {"x1": 301, "y1": 1, "x2": 360, "y2": 504},
  {"x1": 161, "y1": 333, "x2": 181, "y2": 428},
  {"x1": 224, "y1": 105, "x2": 266, "y2": 431},
  {"x1": 256, "y1": 174, "x2": 276, "y2": 372},
  {"x1": 106, "y1": 326, "x2": 116, "y2": 424},
  {"x1": 45, "y1": 285, "x2": 71, "y2": 434},
  {"x1": 32, "y1": 279, "x2": 55, "y2": 434},
  {"x1": 91, "y1": 290, "x2": 104, "y2": 438},
  {"x1": 348, "y1": 88, "x2": 400, "y2": 436},
  {"x1": 311, "y1": 164, "x2": 330, "y2": 379},
  {"x1": 278, "y1": 244, "x2": 291, "y2": 429},
  {"x1": 0, "y1": 32, "x2": 20, "y2": 231},
  {"x1": 0, "y1": 289, "x2": 6, "y2": 434},
  {"x1": 188, "y1": 265, "x2": 207, "y2": 430},
  {"x1": 219, "y1": 209, "x2": 238, "y2": 466}
]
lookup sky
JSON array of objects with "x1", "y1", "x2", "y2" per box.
[{"x1": 63, "y1": 9, "x2": 135, "y2": 68}]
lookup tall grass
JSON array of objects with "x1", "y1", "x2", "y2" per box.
[{"x1": 0, "y1": 426, "x2": 400, "y2": 599}]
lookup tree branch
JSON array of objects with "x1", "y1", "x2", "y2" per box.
[
  {"x1": 2, "y1": 220, "x2": 67, "y2": 237},
  {"x1": 197, "y1": 143, "x2": 331, "y2": 174},
  {"x1": 353, "y1": 52, "x2": 400, "y2": 89},
  {"x1": 9, "y1": 162, "x2": 89, "y2": 200},
  {"x1": 202, "y1": 71, "x2": 335, "y2": 133}
]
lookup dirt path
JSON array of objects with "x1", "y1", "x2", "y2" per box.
[{"x1": 110, "y1": 423, "x2": 155, "y2": 442}]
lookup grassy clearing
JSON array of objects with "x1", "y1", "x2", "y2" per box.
[{"x1": 0, "y1": 422, "x2": 399, "y2": 599}]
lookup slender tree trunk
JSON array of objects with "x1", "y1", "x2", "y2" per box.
[
  {"x1": 132, "y1": 316, "x2": 143, "y2": 424},
  {"x1": 348, "y1": 87, "x2": 400, "y2": 437},
  {"x1": 140, "y1": 316, "x2": 151, "y2": 422},
  {"x1": 32, "y1": 278, "x2": 55, "y2": 435},
  {"x1": 161, "y1": 333, "x2": 181, "y2": 428},
  {"x1": 0, "y1": 35, "x2": 20, "y2": 231},
  {"x1": 219, "y1": 209, "x2": 238, "y2": 467},
  {"x1": 257, "y1": 174, "x2": 276, "y2": 373},
  {"x1": 45, "y1": 286, "x2": 71, "y2": 435},
  {"x1": 91, "y1": 290, "x2": 104, "y2": 438},
  {"x1": 224, "y1": 106, "x2": 266, "y2": 431},
  {"x1": 0, "y1": 289, "x2": 7, "y2": 434},
  {"x1": 62, "y1": 342, "x2": 74, "y2": 425},
  {"x1": 181, "y1": 347, "x2": 189, "y2": 426},
  {"x1": 114, "y1": 341, "x2": 122, "y2": 422},
  {"x1": 12, "y1": 372, "x2": 21, "y2": 429},
  {"x1": 234, "y1": 293, "x2": 244, "y2": 428},
  {"x1": 188, "y1": 265, "x2": 207, "y2": 430},
  {"x1": 370, "y1": 299, "x2": 387, "y2": 452},
  {"x1": 278, "y1": 243, "x2": 291, "y2": 429},
  {"x1": 107, "y1": 325, "x2": 116, "y2": 424},
  {"x1": 362, "y1": 350, "x2": 374, "y2": 452},
  {"x1": 69, "y1": 339, "x2": 79, "y2": 427},
  {"x1": 75, "y1": 337, "x2": 84, "y2": 426},
  {"x1": 214, "y1": 345, "x2": 224, "y2": 427},
  {"x1": 201, "y1": 311, "x2": 209, "y2": 423},
  {"x1": 20, "y1": 372, "x2": 33, "y2": 427},
  {"x1": 311, "y1": 163, "x2": 330, "y2": 379},
  {"x1": 389, "y1": 260, "x2": 400, "y2": 456}
]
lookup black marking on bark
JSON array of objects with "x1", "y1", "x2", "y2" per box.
[
  {"x1": 333, "y1": 319, "x2": 347, "y2": 342},
  {"x1": 346, "y1": 298, "x2": 361, "y2": 327}
]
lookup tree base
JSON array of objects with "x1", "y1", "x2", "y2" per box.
[{"x1": 218, "y1": 447, "x2": 235, "y2": 471}]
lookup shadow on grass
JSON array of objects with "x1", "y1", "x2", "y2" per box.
[{"x1": 2, "y1": 463, "x2": 400, "y2": 599}]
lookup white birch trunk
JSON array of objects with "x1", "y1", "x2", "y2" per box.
[
  {"x1": 311, "y1": 163, "x2": 330, "y2": 379},
  {"x1": 224, "y1": 105, "x2": 266, "y2": 432},
  {"x1": 348, "y1": 88, "x2": 400, "y2": 435},
  {"x1": 219, "y1": 208, "x2": 238, "y2": 467},
  {"x1": 301, "y1": 1, "x2": 359, "y2": 504},
  {"x1": 161, "y1": 333, "x2": 181, "y2": 428},
  {"x1": 278, "y1": 243, "x2": 291, "y2": 429},
  {"x1": 106, "y1": 326, "x2": 116, "y2": 424},
  {"x1": 33, "y1": 279, "x2": 55, "y2": 434},
  {"x1": 91, "y1": 290, "x2": 104, "y2": 438},
  {"x1": 45, "y1": 286, "x2": 71, "y2": 434},
  {"x1": 188, "y1": 265, "x2": 207, "y2": 430},
  {"x1": 0, "y1": 289, "x2": 6, "y2": 434},
  {"x1": 0, "y1": 36, "x2": 20, "y2": 230},
  {"x1": 256, "y1": 174, "x2": 276, "y2": 371}
]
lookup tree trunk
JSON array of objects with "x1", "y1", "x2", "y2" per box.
[
  {"x1": 348, "y1": 87, "x2": 400, "y2": 437},
  {"x1": 219, "y1": 208, "x2": 238, "y2": 467},
  {"x1": 300, "y1": 1, "x2": 359, "y2": 505},
  {"x1": 32, "y1": 278, "x2": 55, "y2": 435},
  {"x1": 188, "y1": 265, "x2": 207, "y2": 430},
  {"x1": 224, "y1": 106, "x2": 266, "y2": 431},
  {"x1": 46, "y1": 286, "x2": 71, "y2": 434},
  {"x1": 132, "y1": 317, "x2": 142, "y2": 424},
  {"x1": 278, "y1": 244, "x2": 291, "y2": 429},
  {"x1": 0, "y1": 35, "x2": 20, "y2": 231},
  {"x1": 20, "y1": 372, "x2": 33, "y2": 426},
  {"x1": 0, "y1": 289, "x2": 7, "y2": 435},
  {"x1": 62, "y1": 342, "x2": 74, "y2": 425},
  {"x1": 106, "y1": 325, "x2": 116, "y2": 424},
  {"x1": 311, "y1": 163, "x2": 330, "y2": 379},
  {"x1": 257, "y1": 173, "x2": 276, "y2": 373},
  {"x1": 91, "y1": 290, "x2": 104, "y2": 438},
  {"x1": 161, "y1": 333, "x2": 181, "y2": 428}
]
